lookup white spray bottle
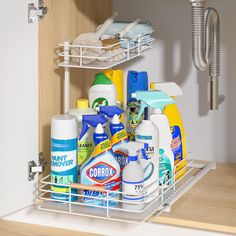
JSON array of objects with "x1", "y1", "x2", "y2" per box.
[
  {"x1": 132, "y1": 91, "x2": 175, "y2": 189},
  {"x1": 122, "y1": 142, "x2": 148, "y2": 211}
]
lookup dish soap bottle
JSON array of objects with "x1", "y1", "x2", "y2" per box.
[
  {"x1": 122, "y1": 142, "x2": 148, "y2": 211},
  {"x1": 80, "y1": 115, "x2": 120, "y2": 207}
]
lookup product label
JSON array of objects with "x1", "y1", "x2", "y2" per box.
[
  {"x1": 92, "y1": 139, "x2": 112, "y2": 157},
  {"x1": 78, "y1": 140, "x2": 94, "y2": 166},
  {"x1": 170, "y1": 126, "x2": 183, "y2": 163},
  {"x1": 50, "y1": 138, "x2": 77, "y2": 200},
  {"x1": 112, "y1": 129, "x2": 128, "y2": 171},
  {"x1": 159, "y1": 149, "x2": 173, "y2": 188},
  {"x1": 122, "y1": 180, "x2": 144, "y2": 201},
  {"x1": 127, "y1": 101, "x2": 143, "y2": 141},
  {"x1": 86, "y1": 161, "x2": 117, "y2": 184},
  {"x1": 92, "y1": 97, "x2": 108, "y2": 109}
]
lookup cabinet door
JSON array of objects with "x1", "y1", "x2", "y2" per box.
[{"x1": 0, "y1": 0, "x2": 38, "y2": 216}]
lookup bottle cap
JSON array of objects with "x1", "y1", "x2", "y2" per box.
[
  {"x1": 95, "y1": 123, "x2": 104, "y2": 134},
  {"x1": 77, "y1": 99, "x2": 89, "y2": 109},
  {"x1": 93, "y1": 73, "x2": 112, "y2": 85}
]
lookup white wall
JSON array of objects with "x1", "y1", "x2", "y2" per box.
[{"x1": 113, "y1": 0, "x2": 236, "y2": 163}]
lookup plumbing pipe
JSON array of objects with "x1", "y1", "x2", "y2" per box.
[{"x1": 189, "y1": 0, "x2": 220, "y2": 110}]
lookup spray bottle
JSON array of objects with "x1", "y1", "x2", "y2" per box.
[
  {"x1": 127, "y1": 71, "x2": 148, "y2": 141},
  {"x1": 150, "y1": 82, "x2": 187, "y2": 179},
  {"x1": 132, "y1": 91, "x2": 175, "y2": 189},
  {"x1": 99, "y1": 106, "x2": 128, "y2": 172},
  {"x1": 122, "y1": 142, "x2": 148, "y2": 211},
  {"x1": 79, "y1": 115, "x2": 120, "y2": 207}
]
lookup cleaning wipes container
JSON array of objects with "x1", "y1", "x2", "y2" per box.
[{"x1": 51, "y1": 114, "x2": 78, "y2": 201}]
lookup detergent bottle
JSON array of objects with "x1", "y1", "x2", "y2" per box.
[
  {"x1": 135, "y1": 120, "x2": 159, "y2": 202},
  {"x1": 122, "y1": 142, "x2": 148, "y2": 211},
  {"x1": 132, "y1": 91, "x2": 175, "y2": 189},
  {"x1": 150, "y1": 82, "x2": 187, "y2": 179},
  {"x1": 127, "y1": 71, "x2": 148, "y2": 141},
  {"x1": 79, "y1": 115, "x2": 120, "y2": 207},
  {"x1": 99, "y1": 106, "x2": 128, "y2": 173}
]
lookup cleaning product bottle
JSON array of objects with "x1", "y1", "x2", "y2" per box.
[
  {"x1": 135, "y1": 120, "x2": 159, "y2": 202},
  {"x1": 127, "y1": 71, "x2": 148, "y2": 141},
  {"x1": 132, "y1": 91, "x2": 175, "y2": 189},
  {"x1": 104, "y1": 70, "x2": 124, "y2": 123},
  {"x1": 99, "y1": 106, "x2": 128, "y2": 172},
  {"x1": 122, "y1": 142, "x2": 148, "y2": 211},
  {"x1": 89, "y1": 73, "x2": 116, "y2": 110},
  {"x1": 69, "y1": 99, "x2": 97, "y2": 170},
  {"x1": 51, "y1": 114, "x2": 78, "y2": 201},
  {"x1": 104, "y1": 70, "x2": 124, "y2": 107},
  {"x1": 80, "y1": 115, "x2": 120, "y2": 207},
  {"x1": 150, "y1": 82, "x2": 187, "y2": 179}
]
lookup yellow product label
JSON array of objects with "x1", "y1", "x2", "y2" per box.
[
  {"x1": 92, "y1": 139, "x2": 112, "y2": 157},
  {"x1": 51, "y1": 186, "x2": 69, "y2": 193},
  {"x1": 111, "y1": 129, "x2": 128, "y2": 146}
]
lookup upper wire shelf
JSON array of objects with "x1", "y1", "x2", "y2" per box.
[{"x1": 58, "y1": 33, "x2": 155, "y2": 70}]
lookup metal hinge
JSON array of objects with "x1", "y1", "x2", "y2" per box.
[
  {"x1": 28, "y1": 152, "x2": 48, "y2": 181},
  {"x1": 28, "y1": 0, "x2": 48, "y2": 23}
]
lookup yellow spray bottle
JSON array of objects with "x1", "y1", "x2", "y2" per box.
[
  {"x1": 150, "y1": 82, "x2": 187, "y2": 179},
  {"x1": 104, "y1": 70, "x2": 124, "y2": 122}
]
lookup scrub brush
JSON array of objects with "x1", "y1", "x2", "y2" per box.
[{"x1": 71, "y1": 13, "x2": 118, "y2": 65}]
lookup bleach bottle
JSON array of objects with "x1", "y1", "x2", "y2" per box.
[
  {"x1": 127, "y1": 71, "x2": 148, "y2": 141},
  {"x1": 122, "y1": 142, "x2": 148, "y2": 211},
  {"x1": 51, "y1": 114, "x2": 78, "y2": 201},
  {"x1": 99, "y1": 106, "x2": 128, "y2": 173},
  {"x1": 80, "y1": 115, "x2": 120, "y2": 207},
  {"x1": 132, "y1": 91, "x2": 175, "y2": 189},
  {"x1": 135, "y1": 120, "x2": 159, "y2": 202}
]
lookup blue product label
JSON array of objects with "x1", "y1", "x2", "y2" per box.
[
  {"x1": 86, "y1": 161, "x2": 117, "y2": 183},
  {"x1": 159, "y1": 149, "x2": 173, "y2": 187},
  {"x1": 170, "y1": 126, "x2": 183, "y2": 162},
  {"x1": 51, "y1": 138, "x2": 78, "y2": 201}
]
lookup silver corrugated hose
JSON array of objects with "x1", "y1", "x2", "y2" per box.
[{"x1": 189, "y1": 0, "x2": 220, "y2": 110}]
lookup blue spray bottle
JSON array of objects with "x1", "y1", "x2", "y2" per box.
[
  {"x1": 127, "y1": 71, "x2": 148, "y2": 141},
  {"x1": 132, "y1": 91, "x2": 175, "y2": 188},
  {"x1": 79, "y1": 114, "x2": 120, "y2": 206},
  {"x1": 99, "y1": 106, "x2": 128, "y2": 172}
]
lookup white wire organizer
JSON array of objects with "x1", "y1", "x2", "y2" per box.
[
  {"x1": 37, "y1": 158, "x2": 215, "y2": 223},
  {"x1": 58, "y1": 33, "x2": 155, "y2": 114},
  {"x1": 58, "y1": 34, "x2": 155, "y2": 70}
]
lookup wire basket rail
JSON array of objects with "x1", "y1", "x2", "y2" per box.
[
  {"x1": 58, "y1": 34, "x2": 155, "y2": 70},
  {"x1": 37, "y1": 158, "x2": 215, "y2": 223}
]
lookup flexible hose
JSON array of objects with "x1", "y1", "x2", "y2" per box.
[{"x1": 190, "y1": 1, "x2": 220, "y2": 110}]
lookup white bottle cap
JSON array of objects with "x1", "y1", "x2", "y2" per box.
[
  {"x1": 111, "y1": 114, "x2": 120, "y2": 125},
  {"x1": 51, "y1": 114, "x2": 77, "y2": 140},
  {"x1": 152, "y1": 108, "x2": 162, "y2": 114},
  {"x1": 95, "y1": 123, "x2": 104, "y2": 134}
]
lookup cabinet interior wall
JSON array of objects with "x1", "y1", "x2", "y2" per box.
[{"x1": 39, "y1": 0, "x2": 112, "y2": 165}]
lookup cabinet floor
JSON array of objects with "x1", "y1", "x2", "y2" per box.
[
  {"x1": 154, "y1": 163, "x2": 236, "y2": 234},
  {"x1": 0, "y1": 220, "x2": 100, "y2": 236}
]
